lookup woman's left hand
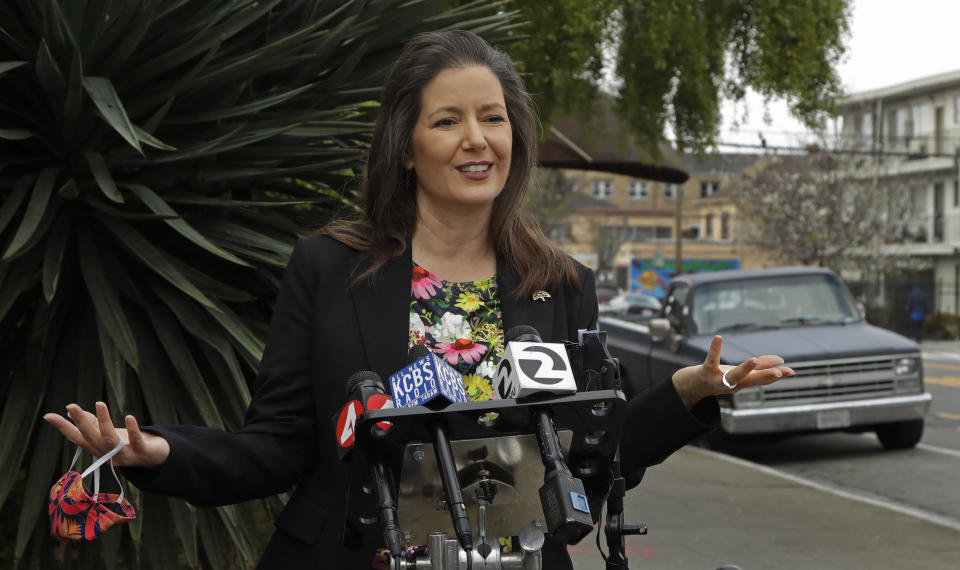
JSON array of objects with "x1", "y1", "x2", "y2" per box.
[{"x1": 672, "y1": 335, "x2": 794, "y2": 409}]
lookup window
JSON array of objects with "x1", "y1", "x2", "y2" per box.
[
  {"x1": 655, "y1": 226, "x2": 672, "y2": 239},
  {"x1": 664, "y1": 183, "x2": 677, "y2": 200},
  {"x1": 691, "y1": 274, "x2": 859, "y2": 336},
  {"x1": 631, "y1": 226, "x2": 654, "y2": 241},
  {"x1": 683, "y1": 225, "x2": 701, "y2": 239},
  {"x1": 700, "y1": 181, "x2": 719, "y2": 198},
  {"x1": 861, "y1": 112, "x2": 873, "y2": 146},
  {"x1": 705, "y1": 214, "x2": 713, "y2": 238},
  {"x1": 548, "y1": 224, "x2": 571, "y2": 243},
  {"x1": 954, "y1": 95, "x2": 960, "y2": 123},
  {"x1": 620, "y1": 226, "x2": 654, "y2": 242},
  {"x1": 721, "y1": 213, "x2": 730, "y2": 240},
  {"x1": 912, "y1": 102, "x2": 931, "y2": 136},
  {"x1": 592, "y1": 179, "x2": 613, "y2": 200},
  {"x1": 954, "y1": 180, "x2": 959, "y2": 208},
  {"x1": 887, "y1": 109, "x2": 898, "y2": 145},
  {"x1": 893, "y1": 108, "x2": 909, "y2": 146},
  {"x1": 628, "y1": 180, "x2": 649, "y2": 200},
  {"x1": 935, "y1": 182, "x2": 945, "y2": 242}
]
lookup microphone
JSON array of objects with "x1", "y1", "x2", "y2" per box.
[
  {"x1": 388, "y1": 346, "x2": 473, "y2": 552},
  {"x1": 389, "y1": 344, "x2": 468, "y2": 408},
  {"x1": 575, "y1": 329, "x2": 622, "y2": 392},
  {"x1": 492, "y1": 325, "x2": 578, "y2": 399},
  {"x1": 332, "y1": 371, "x2": 403, "y2": 556},
  {"x1": 334, "y1": 371, "x2": 395, "y2": 460},
  {"x1": 495, "y1": 326, "x2": 593, "y2": 543},
  {"x1": 534, "y1": 408, "x2": 593, "y2": 544}
]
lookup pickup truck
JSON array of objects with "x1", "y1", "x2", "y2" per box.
[{"x1": 601, "y1": 266, "x2": 932, "y2": 449}]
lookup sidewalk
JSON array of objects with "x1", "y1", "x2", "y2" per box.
[
  {"x1": 566, "y1": 446, "x2": 958, "y2": 570},
  {"x1": 919, "y1": 339, "x2": 960, "y2": 352}
]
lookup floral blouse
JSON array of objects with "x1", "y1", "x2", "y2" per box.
[
  {"x1": 369, "y1": 264, "x2": 511, "y2": 568},
  {"x1": 407, "y1": 263, "x2": 504, "y2": 401}
]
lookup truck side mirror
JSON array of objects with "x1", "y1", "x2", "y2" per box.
[{"x1": 648, "y1": 318, "x2": 671, "y2": 339}]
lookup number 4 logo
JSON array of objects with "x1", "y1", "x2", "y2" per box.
[{"x1": 336, "y1": 400, "x2": 363, "y2": 448}]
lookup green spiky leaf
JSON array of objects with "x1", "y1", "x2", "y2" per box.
[
  {"x1": 3, "y1": 168, "x2": 60, "y2": 261},
  {"x1": 82, "y1": 76, "x2": 144, "y2": 155},
  {"x1": 78, "y1": 226, "x2": 140, "y2": 371},
  {"x1": 0, "y1": 1, "x2": 518, "y2": 566},
  {"x1": 84, "y1": 150, "x2": 124, "y2": 202}
]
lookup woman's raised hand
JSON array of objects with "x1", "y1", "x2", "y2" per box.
[
  {"x1": 43, "y1": 402, "x2": 170, "y2": 467},
  {"x1": 671, "y1": 335, "x2": 794, "y2": 409}
]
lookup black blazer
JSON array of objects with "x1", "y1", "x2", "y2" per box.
[{"x1": 126, "y1": 235, "x2": 717, "y2": 569}]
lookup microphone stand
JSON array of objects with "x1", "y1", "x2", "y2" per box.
[
  {"x1": 603, "y1": 446, "x2": 647, "y2": 569},
  {"x1": 432, "y1": 421, "x2": 473, "y2": 555},
  {"x1": 576, "y1": 333, "x2": 648, "y2": 569},
  {"x1": 370, "y1": 457, "x2": 403, "y2": 556}
]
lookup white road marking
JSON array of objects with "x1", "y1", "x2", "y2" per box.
[
  {"x1": 689, "y1": 446, "x2": 960, "y2": 533},
  {"x1": 916, "y1": 442, "x2": 960, "y2": 459},
  {"x1": 923, "y1": 350, "x2": 960, "y2": 362},
  {"x1": 853, "y1": 433, "x2": 960, "y2": 459}
]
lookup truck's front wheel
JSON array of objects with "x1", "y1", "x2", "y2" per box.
[{"x1": 875, "y1": 419, "x2": 924, "y2": 449}]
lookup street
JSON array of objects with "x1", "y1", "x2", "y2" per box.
[{"x1": 567, "y1": 344, "x2": 960, "y2": 569}]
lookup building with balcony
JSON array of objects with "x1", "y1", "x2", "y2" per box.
[{"x1": 841, "y1": 70, "x2": 960, "y2": 315}]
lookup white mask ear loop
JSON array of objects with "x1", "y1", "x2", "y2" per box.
[
  {"x1": 68, "y1": 446, "x2": 83, "y2": 471},
  {"x1": 79, "y1": 441, "x2": 126, "y2": 504}
]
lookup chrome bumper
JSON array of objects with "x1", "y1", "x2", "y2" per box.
[{"x1": 720, "y1": 392, "x2": 932, "y2": 434}]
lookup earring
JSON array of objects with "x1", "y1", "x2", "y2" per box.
[{"x1": 404, "y1": 169, "x2": 414, "y2": 192}]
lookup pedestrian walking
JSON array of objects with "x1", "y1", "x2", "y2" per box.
[{"x1": 907, "y1": 285, "x2": 928, "y2": 343}]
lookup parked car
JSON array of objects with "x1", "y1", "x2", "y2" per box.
[
  {"x1": 595, "y1": 282, "x2": 620, "y2": 305},
  {"x1": 600, "y1": 266, "x2": 932, "y2": 449},
  {"x1": 600, "y1": 293, "x2": 662, "y2": 322}
]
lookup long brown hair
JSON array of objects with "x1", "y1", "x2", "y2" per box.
[{"x1": 324, "y1": 30, "x2": 580, "y2": 298}]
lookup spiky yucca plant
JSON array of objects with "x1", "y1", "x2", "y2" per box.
[{"x1": 0, "y1": 1, "x2": 519, "y2": 567}]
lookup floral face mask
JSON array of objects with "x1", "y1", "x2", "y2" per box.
[{"x1": 48, "y1": 441, "x2": 136, "y2": 542}]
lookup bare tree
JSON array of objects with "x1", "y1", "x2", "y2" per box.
[
  {"x1": 587, "y1": 216, "x2": 627, "y2": 278},
  {"x1": 528, "y1": 169, "x2": 626, "y2": 278},
  {"x1": 733, "y1": 153, "x2": 930, "y2": 273},
  {"x1": 528, "y1": 168, "x2": 576, "y2": 237}
]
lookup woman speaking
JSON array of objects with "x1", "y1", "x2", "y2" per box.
[{"x1": 45, "y1": 30, "x2": 791, "y2": 569}]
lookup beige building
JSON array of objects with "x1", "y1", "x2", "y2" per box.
[
  {"x1": 538, "y1": 114, "x2": 766, "y2": 293},
  {"x1": 841, "y1": 70, "x2": 960, "y2": 314}
]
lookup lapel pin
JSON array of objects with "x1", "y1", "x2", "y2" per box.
[{"x1": 532, "y1": 290, "x2": 551, "y2": 302}]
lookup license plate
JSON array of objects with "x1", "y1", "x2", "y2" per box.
[{"x1": 816, "y1": 409, "x2": 851, "y2": 430}]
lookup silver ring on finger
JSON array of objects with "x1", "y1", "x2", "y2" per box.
[{"x1": 721, "y1": 368, "x2": 738, "y2": 390}]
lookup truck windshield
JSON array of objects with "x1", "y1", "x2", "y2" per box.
[{"x1": 690, "y1": 274, "x2": 861, "y2": 336}]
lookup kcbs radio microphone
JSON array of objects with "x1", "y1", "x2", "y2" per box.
[
  {"x1": 389, "y1": 345, "x2": 468, "y2": 408},
  {"x1": 334, "y1": 371, "x2": 395, "y2": 460},
  {"x1": 387, "y1": 345, "x2": 474, "y2": 552},
  {"x1": 493, "y1": 325, "x2": 578, "y2": 399}
]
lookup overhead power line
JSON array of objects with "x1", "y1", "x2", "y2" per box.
[{"x1": 714, "y1": 141, "x2": 960, "y2": 159}]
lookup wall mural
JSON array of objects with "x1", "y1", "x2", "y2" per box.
[{"x1": 630, "y1": 258, "x2": 741, "y2": 298}]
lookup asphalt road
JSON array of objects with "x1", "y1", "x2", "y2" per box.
[
  {"x1": 917, "y1": 342, "x2": 960, "y2": 452},
  {"x1": 566, "y1": 344, "x2": 960, "y2": 569}
]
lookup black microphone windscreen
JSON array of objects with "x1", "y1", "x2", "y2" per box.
[
  {"x1": 505, "y1": 325, "x2": 542, "y2": 343},
  {"x1": 407, "y1": 344, "x2": 430, "y2": 363},
  {"x1": 345, "y1": 370, "x2": 383, "y2": 397}
]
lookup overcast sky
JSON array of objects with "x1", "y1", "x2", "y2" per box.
[{"x1": 718, "y1": 0, "x2": 960, "y2": 149}]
